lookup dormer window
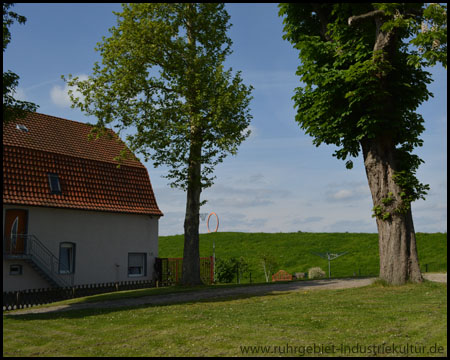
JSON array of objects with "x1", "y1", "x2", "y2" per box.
[
  {"x1": 48, "y1": 173, "x2": 61, "y2": 194},
  {"x1": 16, "y1": 124, "x2": 29, "y2": 132}
]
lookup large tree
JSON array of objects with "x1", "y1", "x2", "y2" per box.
[
  {"x1": 64, "y1": 3, "x2": 253, "y2": 285},
  {"x1": 3, "y1": 3, "x2": 38, "y2": 123},
  {"x1": 279, "y1": 3, "x2": 446, "y2": 285}
]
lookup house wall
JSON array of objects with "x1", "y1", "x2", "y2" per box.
[
  {"x1": 3, "y1": 205, "x2": 159, "y2": 292},
  {"x1": 3, "y1": 260, "x2": 50, "y2": 291}
]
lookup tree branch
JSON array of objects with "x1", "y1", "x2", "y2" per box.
[
  {"x1": 348, "y1": 9, "x2": 385, "y2": 26},
  {"x1": 309, "y1": 3, "x2": 332, "y2": 41}
]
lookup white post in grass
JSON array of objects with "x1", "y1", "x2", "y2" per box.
[{"x1": 206, "y1": 212, "x2": 219, "y2": 283}]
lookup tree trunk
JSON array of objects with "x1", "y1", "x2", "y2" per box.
[
  {"x1": 181, "y1": 4, "x2": 203, "y2": 286},
  {"x1": 181, "y1": 128, "x2": 203, "y2": 286},
  {"x1": 361, "y1": 136, "x2": 423, "y2": 285}
]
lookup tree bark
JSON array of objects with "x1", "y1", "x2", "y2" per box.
[
  {"x1": 181, "y1": 3, "x2": 203, "y2": 286},
  {"x1": 181, "y1": 130, "x2": 203, "y2": 285},
  {"x1": 361, "y1": 136, "x2": 423, "y2": 285}
]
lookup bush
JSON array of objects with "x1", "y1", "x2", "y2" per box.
[
  {"x1": 308, "y1": 267, "x2": 326, "y2": 279},
  {"x1": 215, "y1": 258, "x2": 236, "y2": 283},
  {"x1": 215, "y1": 257, "x2": 250, "y2": 284}
]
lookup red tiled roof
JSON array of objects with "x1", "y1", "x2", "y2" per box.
[{"x1": 3, "y1": 112, "x2": 163, "y2": 217}]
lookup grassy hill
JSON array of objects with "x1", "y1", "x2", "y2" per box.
[{"x1": 159, "y1": 232, "x2": 447, "y2": 283}]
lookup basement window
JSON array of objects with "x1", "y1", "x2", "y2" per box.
[
  {"x1": 10, "y1": 264, "x2": 23, "y2": 275},
  {"x1": 48, "y1": 173, "x2": 61, "y2": 194}
]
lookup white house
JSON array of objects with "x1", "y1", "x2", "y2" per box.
[{"x1": 3, "y1": 112, "x2": 163, "y2": 292}]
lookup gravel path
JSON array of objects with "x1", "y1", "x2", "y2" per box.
[
  {"x1": 423, "y1": 272, "x2": 447, "y2": 283},
  {"x1": 6, "y1": 277, "x2": 376, "y2": 316},
  {"x1": 6, "y1": 273, "x2": 446, "y2": 316}
]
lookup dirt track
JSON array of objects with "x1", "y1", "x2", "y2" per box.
[{"x1": 6, "y1": 274, "x2": 446, "y2": 316}]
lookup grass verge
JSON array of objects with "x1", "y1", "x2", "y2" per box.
[{"x1": 3, "y1": 280, "x2": 446, "y2": 357}]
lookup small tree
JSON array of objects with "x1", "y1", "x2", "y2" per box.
[
  {"x1": 216, "y1": 257, "x2": 250, "y2": 284},
  {"x1": 260, "y1": 254, "x2": 278, "y2": 283},
  {"x1": 235, "y1": 256, "x2": 250, "y2": 284},
  {"x1": 64, "y1": 4, "x2": 253, "y2": 285}
]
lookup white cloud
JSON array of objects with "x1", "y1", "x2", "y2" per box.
[
  {"x1": 50, "y1": 74, "x2": 88, "y2": 108},
  {"x1": 202, "y1": 183, "x2": 291, "y2": 209},
  {"x1": 325, "y1": 182, "x2": 371, "y2": 203},
  {"x1": 331, "y1": 189, "x2": 354, "y2": 200},
  {"x1": 12, "y1": 87, "x2": 27, "y2": 101}
]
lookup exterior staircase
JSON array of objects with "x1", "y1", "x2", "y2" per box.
[
  {"x1": 22, "y1": 257, "x2": 61, "y2": 288},
  {"x1": 4, "y1": 234, "x2": 74, "y2": 288}
]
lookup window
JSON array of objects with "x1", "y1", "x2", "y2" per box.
[
  {"x1": 10, "y1": 264, "x2": 23, "y2": 275},
  {"x1": 10, "y1": 216, "x2": 18, "y2": 249},
  {"x1": 48, "y1": 173, "x2": 61, "y2": 194},
  {"x1": 128, "y1": 253, "x2": 146, "y2": 277},
  {"x1": 59, "y1": 242, "x2": 75, "y2": 274},
  {"x1": 16, "y1": 124, "x2": 29, "y2": 132}
]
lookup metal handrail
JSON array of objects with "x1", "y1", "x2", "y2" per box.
[{"x1": 4, "y1": 234, "x2": 74, "y2": 287}]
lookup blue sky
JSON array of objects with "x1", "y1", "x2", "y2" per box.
[{"x1": 4, "y1": 3, "x2": 447, "y2": 235}]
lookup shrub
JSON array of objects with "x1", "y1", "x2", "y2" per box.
[
  {"x1": 308, "y1": 267, "x2": 326, "y2": 279},
  {"x1": 216, "y1": 257, "x2": 251, "y2": 283},
  {"x1": 215, "y1": 258, "x2": 236, "y2": 283}
]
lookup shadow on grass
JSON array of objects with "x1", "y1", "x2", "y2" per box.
[
  {"x1": 4, "y1": 292, "x2": 289, "y2": 322},
  {"x1": 4, "y1": 277, "x2": 377, "y2": 321}
]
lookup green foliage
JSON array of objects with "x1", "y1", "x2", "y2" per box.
[
  {"x1": 407, "y1": 3, "x2": 447, "y2": 68},
  {"x1": 278, "y1": 3, "x2": 445, "y2": 211},
  {"x1": 381, "y1": 212, "x2": 391, "y2": 221},
  {"x1": 3, "y1": 3, "x2": 26, "y2": 51},
  {"x1": 372, "y1": 192, "x2": 395, "y2": 220},
  {"x1": 381, "y1": 192, "x2": 394, "y2": 206},
  {"x1": 392, "y1": 146, "x2": 430, "y2": 211},
  {"x1": 215, "y1": 257, "x2": 250, "y2": 283},
  {"x1": 215, "y1": 258, "x2": 236, "y2": 283},
  {"x1": 3, "y1": 3, "x2": 38, "y2": 123},
  {"x1": 63, "y1": 3, "x2": 253, "y2": 190}
]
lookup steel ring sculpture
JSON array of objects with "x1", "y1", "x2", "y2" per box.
[{"x1": 206, "y1": 212, "x2": 219, "y2": 233}]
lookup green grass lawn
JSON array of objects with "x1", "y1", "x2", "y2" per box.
[
  {"x1": 160, "y1": 232, "x2": 447, "y2": 283},
  {"x1": 3, "y1": 281, "x2": 446, "y2": 357}
]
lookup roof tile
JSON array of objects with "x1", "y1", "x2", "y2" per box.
[{"x1": 3, "y1": 112, "x2": 163, "y2": 216}]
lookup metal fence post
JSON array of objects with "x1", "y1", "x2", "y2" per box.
[{"x1": 16, "y1": 291, "x2": 20, "y2": 309}]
